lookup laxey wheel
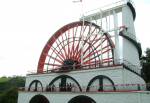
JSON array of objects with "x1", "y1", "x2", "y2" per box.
[{"x1": 37, "y1": 21, "x2": 115, "y2": 73}]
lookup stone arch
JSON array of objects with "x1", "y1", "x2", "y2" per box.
[
  {"x1": 86, "y1": 75, "x2": 116, "y2": 91},
  {"x1": 28, "y1": 80, "x2": 43, "y2": 91},
  {"x1": 48, "y1": 75, "x2": 82, "y2": 92}
]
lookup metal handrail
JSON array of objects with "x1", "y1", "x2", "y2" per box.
[
  {"x1": 18, "y1": 83, "x2": 149, "y2": 92},
  {"x1": 121, "y1": 59, "x2": 141, "y2": 74},
  {"x1": 27, "y1": 59, "x2": 141, "y2": 75}
]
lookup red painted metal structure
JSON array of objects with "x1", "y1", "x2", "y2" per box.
[{"x1": 37, "y1": 21, "x2": 115, "y2": 73}]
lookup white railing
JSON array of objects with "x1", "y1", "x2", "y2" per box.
[{"x1": 81, "y1": 0, "x2": 134, "y2": 21}]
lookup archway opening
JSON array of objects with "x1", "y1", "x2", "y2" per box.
[
  {"x1": 28, "y1": 80, "x2": 43, "y2": 92},
  {"x1": 68, "y1": 95, "x2": 96, "y2": 103},
  {"x1": 86, "y1": 75, "x2": 116, "y2": 92},
  {"x1": 48, "y1": 75, "x2": 82, "y2": 92},
  {"x1": 29, "y1": 95, "x2": 49, "y2": 103}
]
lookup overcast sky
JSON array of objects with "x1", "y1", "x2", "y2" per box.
[{"x1": 0, "y1": 0, "x2": 150, "y2": 76}]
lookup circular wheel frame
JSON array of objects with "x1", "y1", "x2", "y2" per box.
[{"x1": 37, "y1": 21, "x2": 114, "y2": 73}]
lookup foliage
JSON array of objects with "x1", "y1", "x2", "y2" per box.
[
  {"x1": 0, "y1": 76, "x2": 10, "y2": 83},
  {"x1": 141, "y1": 48, "x2": 150, "y2": 90},
  {"x1": 0, "y1": 76, "x2": 25, "y2": 103},
  {"x1": 141, "y1": 48, "x2": 150, "y2": 81},
  {"x1": 0, "y1": 87, "x2": 18, "y2": 103}
]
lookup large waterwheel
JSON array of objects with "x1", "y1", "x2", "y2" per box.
[{"x1": 37, "y1": 21, "x2": 115, "y2": 73}]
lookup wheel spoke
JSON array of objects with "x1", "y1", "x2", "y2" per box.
[
  {"x1": 74, "y1": 25, "x2": 87, "y2": 59},
  {"x1": 45, "y1": 63, "x2": 62, "y2": 67},
  {"x1": 75, "y1": 27, "x2": 99, "y2": 60},
  {"x1": 56, "y1": 38, "x2": 66, "y2": 59},
  {"x1": 45, "y1": 54, "x2": 63, "y2": 64},
  {"x1": 83, "y1": 34, "x2": 103, "y2": 55},
  {"x1": 70, "y1": 26, "x2": 77, "y2": 59},
  {"x1": 61, "y1": 34, "x2": 68, "y2": 59},
  {"x1": 83, "y1": 43, "x2": 109, "y2": 61},
  {"x1": 64, "y1": 32, "x2": 69, "y2": 59},
  {"x1": 84, "y1": 48, "x2": 112, "y2": 64},
  {"x1": 50, "y1": 46, "x2": 64, "y2": 61},
  {"x1": 67, "y1": 29, "x2": 71, "y2": 59}
]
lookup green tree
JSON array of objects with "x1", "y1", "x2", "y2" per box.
[
  {"x1": 0, "y1": 87, "x2": 18, "y2": 103},
  {"x1": 0, "y1": 76, "x2": 25, "y2": 93},
  {"x1": 141, "y1": 48, "x2": 150, "y2": 90},
  {"x1": 0, "y1": 76, "x2": 25, "y2": 103}
]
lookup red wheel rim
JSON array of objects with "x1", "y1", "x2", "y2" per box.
[{"x1": 37, "y1": 21, "x2": 115, "y2": 73}]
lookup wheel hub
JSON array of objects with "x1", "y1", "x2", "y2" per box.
[{"x1": 62, "y1": 59, "x2": 80, "y2": 71}]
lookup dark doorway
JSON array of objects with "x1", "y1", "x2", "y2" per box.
[
  {"x1": 29, "y1": 95, "x2": 49, "y2": 103},
  {"x1": 68, "y1": 95, "x2": 96, "y2": 103}
]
